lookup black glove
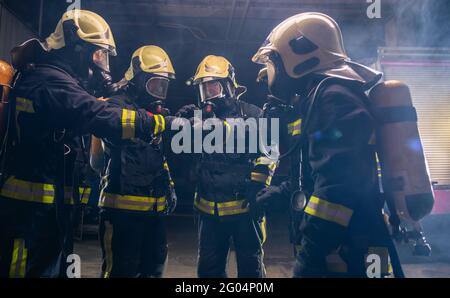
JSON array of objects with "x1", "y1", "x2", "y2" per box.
[
  {"x1": 165, "y1": 185, "x2": 177, "y2": 214},
  {"x1": 255, "y1": 185, "x2": 284, "y2": 207},
  {"x1": 255, "y1": 181, "x2": 291, "y2": 207},
  {"x1": 176, "y1": 104, "x2": 198, "y2": 118},
  {"x1": 242, "y1": 181, "x2": 265, "y2": 219}
]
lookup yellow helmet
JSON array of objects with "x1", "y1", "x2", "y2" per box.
[
  {"x1": 46, "y1": 10, "x2": 117, "y2": 56},
  {"x1": 252, "y1": 12, "x2": 380, "y2": 86},
  {"x1": 192, "y1": 55, "x2": 247, "y2": 101},
  {"x1": 192, "y1": 55, "x2": 238, "y2": 87},
  {"x1": 124, "y1": 45, "x2": 175, "y2": 81}
]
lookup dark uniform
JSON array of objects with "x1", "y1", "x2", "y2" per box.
[
  {"x1": 293, "y1": 79, "x2": 398, "y2": 277},
  {"x1": 0, "y1": 58, "x2": 158, "y2": 278},
  {"x1": 99, "y1": 93, "x2": 172, "y2": 278},
  {"x1": 193, "y1": 101, "x2": 276, "y2": 278}
]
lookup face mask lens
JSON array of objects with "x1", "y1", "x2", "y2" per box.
[
  {"x1": 92, "y1": 49, "x2": 110, "y2": 72},
  {"x1": 146, "y1": 77, "x2": 170, "y2": 100},
  {"x1": 199, "y1": 80, "x2": 224, "y2": 102}
]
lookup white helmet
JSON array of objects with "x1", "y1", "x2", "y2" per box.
[{"x1": 252, "y1": 12, "x2": 381, "y2": 89}]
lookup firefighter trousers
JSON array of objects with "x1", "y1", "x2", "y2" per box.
[
  {"x1": 99, "y1": 210, "x2": 168, "y2": 278},
  {"x1": 0, "y1": 198, "x2": 73, "y2": 278},
  {"x1": 197, "y1": 214, "x2": 266, "y2": 278}
]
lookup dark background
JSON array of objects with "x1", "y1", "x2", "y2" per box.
[{"x1": 4, "y1": 0, "x2": 450, "y2": 111}]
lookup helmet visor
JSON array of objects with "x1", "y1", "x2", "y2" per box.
[
  {"x1": 199, "y1": 80, "x2": 224, "y2": 102},
  {"x1": 92, "y1": 49, "x2": 110, "y2": 72},
  {"x1": 146, "y1": 77, "x2": 170, "y2": 100}
]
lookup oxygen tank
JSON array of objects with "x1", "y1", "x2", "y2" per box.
[
  {"x1": 369, "y1": 80, "x2": 434, "y2": 223},
  {"x1": 0, "y1": 60, "x2": 14, "y2": 139}
]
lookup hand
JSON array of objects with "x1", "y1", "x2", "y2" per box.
[
  {"x1": 255, "y1": 185, "x2": 284, "y2": 207},
  {"x1": 165, "y1": 185, "x2": 177, "y2": 214},
  {"x1": 176, "y1": 104, "x2": 198, "y2": 118},
  {"x1": 242, "y1": 181, "x2": 265, "y2": 219}
]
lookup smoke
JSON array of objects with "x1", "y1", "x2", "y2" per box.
[{"x1": 393, "y1": 0, "x2": 450, "y2": 47}]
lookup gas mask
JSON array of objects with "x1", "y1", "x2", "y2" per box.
[
  {"x1": 85, "y1": 48, "x2": 120, "y2": 97},
  {"x1": 198, "y1": 78, "x2": 235, "y2": 117},
  {"x1": 258, "y1": 52, "x2": 305, "y2": 104},
  {"x1": 132, "y1": 73, "x2": 171, "y2": 115}
]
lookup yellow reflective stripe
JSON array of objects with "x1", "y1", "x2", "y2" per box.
[
  {"x1": 153, "y1": 114, "x2": 160, "y2": 135},
  {"x1": 160, "y1": 115, "x2": 166, "y2": 133},
  {"x1": 156, "y1": 196, "x2": 166, "y2": 212},
  {"x1": 251, "y1": 172, "x2": 272, "y2": 186},
  {"x1": 103, "y1": 221, "x2": 113, "y2": 278},
  {"x1": 288, "y1": 118, "x2": 302, "y2": 136},
  {"x1": 79, "y1": 187, "x2": 92, "y2": 204},
  {"x1": 217, "y1": 200, "x2": 249, "y2": 216},
  {"x1": 121, "y1": 109, "x2": 136, "y2": 139},
  {"x1": 9, "y1": 239, "x2": 27, "y2": 278},
  {"x1": 326, "y1": 252, "x2": 348, "y2": 273},
  {"x1": 223, "y1": 120, "x2": 232, "y2": 139},
  {"x1": 0, "y1": 176, "x2": 55, "y2": 204},
  {"x1": 261, "y1": 216, "x2": 267, "y2": 244},
  {"x1": 194, "y1": 197, "x2": 215, "y2": 215},
  {"x1": 304, "y1": 196, "x2": 353, "y2": 227},
  {"x1": 154, "y1": 115, "x2": 165, "y2": 135},
  {"x1": 16, "y1": 97, "x2": 35, "y2": 113},
  {"x1": 254, "y1": 157, "x2": 278, "y2": 173},
  {"x1": 99, "y1": 192, "x2": 166, "y2": 212},
  {"x1": 163, "y1": 162, "x2": 170, "y2": 171}
]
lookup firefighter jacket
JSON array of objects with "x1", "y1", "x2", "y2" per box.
[
  {"x1": 99, "y1": 93, "x2": 172, "y2": 214},
  {"x1": 192, "y1": 101, "x2": 278, "y2": 218},
  {"x1": 0, "y1": 57, "x2": 160, "y2": 207},
  {"x1": 296, "y1": 79, "x2": 395, "y2": 275}
]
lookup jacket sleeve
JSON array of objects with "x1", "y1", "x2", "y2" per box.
[{"x1": 34, "y1": 79, "x2": 162, "y2": 143}]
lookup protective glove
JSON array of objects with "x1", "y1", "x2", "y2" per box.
[
  {"x1": 255, "y1": 181, "x2": 291, "y2": 208},
  {"x1": 175, "y1": 104, "x2": 198, "y2": 119},
  {"x1": 165, "y1": 185, "x2": 177, "y2": 214},
  {"x1": 255, "y1": 185, "x2": 284, "y2": 207},
  {"x1": 242, "y1": 181, "x2": 265, "y2": 220}
]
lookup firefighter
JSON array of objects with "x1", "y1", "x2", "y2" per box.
[
  {"x1": 90, "y1": 45, "x2": 177, "y2": 278},
  {"x1": 252, "y1": 12, "x2": 403, "y2": 277},
  {"x1": 182, "y1": 55, "x2": 277, "y2": 278},
  {"x1": 0, "y1": 10, "x2": 163, "y2": 278}
]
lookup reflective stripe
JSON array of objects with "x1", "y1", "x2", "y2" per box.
[
  {"x1": 9, "y1": 239, "x2": 27, "y2": 278},
  {"x1": 288, "y1": 118, "x2": 302, "y2": 136},
  {"x1": 217, "y1": 200, "x2": 249, "y2": 216},
  {"x1": 254, "y1": 157, "x2": 277, "y2": 172},
  {"x1": 99, "y1": 192, "x2": 166, "y2": 212},
  {"x1": 304, "y1": 196, "x2": 353, "y2": 227},
  {"x1": 261, "y1": 216, "x2": 267, "y2": 244},
  {"x1": 163, "y1": 162, "x2": 170, "y2": 171},
  {"x1": 223, "y1": 120, "x2": 232, "y2": 139},
  {"x1": 0, "y1": 176, "x2": 55, "y2": 204},
  {"x1": 102, "y1": 221, "x2": 113, "y2": 278},
  {"x1": 195, "y1": 197, "x2": 250, "y2": 216},
  {"x1": 251, "y1": 172, "x2": 272, "y2": 186},
  {"x1": 121, "y1": 109, "x2": 136, "y2": 139},
  {"x1": 154, "y1": 114, "x2": 165, "y2": 135},
  {"x1": 79, "y1": 187, "x2": 92, "y2": 205},
  {"x1": 326, "y1": 252, "x2": 348, "y2": 273},
  {"x1": 194, "y1": 197, "x2": 215, "y2": 215},
  {"x1": 16, "y1": 97, "x2": 35, "y2": 113}
]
